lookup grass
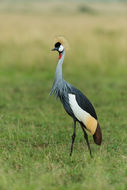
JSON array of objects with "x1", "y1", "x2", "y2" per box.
[{"x1": 0, "y1": 1, "x2": 127, "y2": 190}]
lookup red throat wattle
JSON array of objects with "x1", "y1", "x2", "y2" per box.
[{"x1": 59, "y1": 53, "x2": 62, "y2": 60}]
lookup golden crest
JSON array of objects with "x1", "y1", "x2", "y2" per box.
[{"x1": 54, "y1": 36, "x2": 69, "y2": 50}]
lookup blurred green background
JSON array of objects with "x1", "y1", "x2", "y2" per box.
[{"x1": 0, "y1": 0, "x2": 127, "y2": 190}]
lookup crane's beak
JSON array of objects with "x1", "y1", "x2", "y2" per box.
[{"x1": 51, "y1": 47, "x2": 57, "y2": 51}]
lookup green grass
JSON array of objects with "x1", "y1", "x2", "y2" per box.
[{"x1": 0, "y1": 1, "x2": 127, "y2": 190}]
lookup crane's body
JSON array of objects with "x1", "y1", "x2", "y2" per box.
[{"x1": 50, "y1": 42, "x2": 102, "y2": 156}]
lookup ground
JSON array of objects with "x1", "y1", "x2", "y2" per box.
[{"x1": 0, "y1": 1, "x2": 127, "y2": 190}]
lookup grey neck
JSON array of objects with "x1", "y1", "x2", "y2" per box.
[
  {"x1": 50, "y1": 50, "x2": 65, "y2": 96},
  {"x1": 54, "y1": 50, "x2": 65, "y2": 82}
]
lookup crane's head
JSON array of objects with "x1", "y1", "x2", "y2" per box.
[{"x1": 52, "y1": 42, "x2": 64, "y2": 59}]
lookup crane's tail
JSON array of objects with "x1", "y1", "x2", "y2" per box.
[{"x1": 93, "y1": 122, "x2": 102, "y2": 145}]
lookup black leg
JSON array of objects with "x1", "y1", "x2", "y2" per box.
[
  {"x1": 81, "y1": 124, "x2": 92, "y2": 157},
  {"x1": 70, "y1": 120, "x2": 76, "y2": 156}
]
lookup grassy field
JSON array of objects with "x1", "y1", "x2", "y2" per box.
[{"x1": 0, "y1": 1, "x2": 127, "y2": 190}]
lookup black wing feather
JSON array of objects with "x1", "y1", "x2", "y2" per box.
[
  {"x1": 70, "y1": 86, "x2": 97, "y2": 120},
  {"x1": 57, "y1": 82, "x2": 97, "y2": 121}
]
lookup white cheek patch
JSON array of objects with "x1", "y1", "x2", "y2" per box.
[
  {"x1": 68, "y1": 94, "x2": 97, "y2": 135},
  {"x1": 59, "y1": 45, "x2": 64, "y2": 52}
]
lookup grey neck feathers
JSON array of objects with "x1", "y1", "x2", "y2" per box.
[
  {"x1": 55, "y1": 50, "x2": 65, "y2": 83},
  {"x1": 50, "y1": 50, "x2": 70, "y2": 97}
]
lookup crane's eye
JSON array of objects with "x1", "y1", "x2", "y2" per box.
[{"x1": 59, "y1": 45, "x2": 64, "y2": 52}]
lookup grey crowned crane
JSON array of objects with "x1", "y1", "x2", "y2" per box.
[{"x1": 50, "y1": 41, "x2": 102, "y2": 156}]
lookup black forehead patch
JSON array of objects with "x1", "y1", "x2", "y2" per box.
[{"x1": 55, "y1": 42, "x2": 61, "y2": 48}]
